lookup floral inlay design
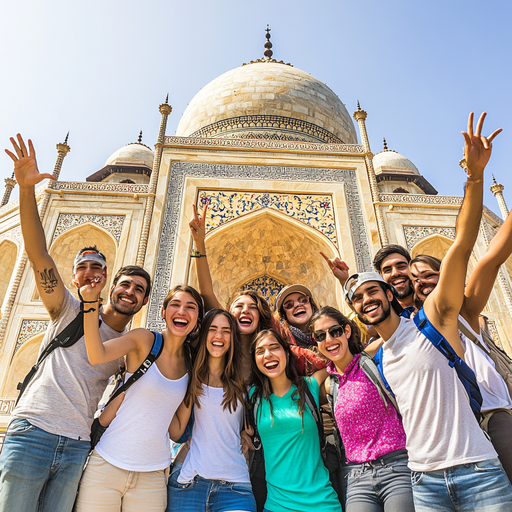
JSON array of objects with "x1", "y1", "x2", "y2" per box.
[
  {"x1": 403, "y1": 226, "x2": 456, "y2": 250},
  {"x1": 13, "y1": 319, "x2": 49, "y2": 358},
  {"x1": 238, "y1": 275, "x2": 286, "y2": 309},
  {"x1": 487, "y1": 321, "x2": 503, "y2": 350},
  {"x1": 198, "y1": 190, "x2": 338, "y2": 246},
  {"x1": 52, "y1": 214, "x2": 125, "y2": 243}
]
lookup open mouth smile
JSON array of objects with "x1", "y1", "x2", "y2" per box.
[
  {"x1": 264, "y1": 360, "x2": 279, "y2": 370},
  {"x1": 363, "y1": 303, "x2": 380, "y2": 314},
  {"x1": 172, "y1": 318, "x2": 189, "y2": 328}
]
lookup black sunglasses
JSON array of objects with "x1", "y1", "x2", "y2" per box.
[{"x1": 313, "y1": 324, "x2": 346, "y2": 342}]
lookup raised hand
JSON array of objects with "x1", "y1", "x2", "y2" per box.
[
  {"x1": 5, "y1": 134, "x2": 55, "y2": 188},
  {"x1": 79, "y1": 274, "x2": 106, "y2": 303},
  {"x1": 320, "y1": 251, "x2": 349, "y2": 285},
  {"x1": 189, "y1": 202, "x2": 208, "y2": 249},
  {"x1": 462, "y1": 112, "x2": 502, "y2": 179}
]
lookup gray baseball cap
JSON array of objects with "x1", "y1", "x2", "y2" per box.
[{"x1": 344, "y1": 272, "x2": 403, "y2": 315}]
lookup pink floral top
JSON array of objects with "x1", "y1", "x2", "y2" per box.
[{"x1": 328, "y1": 354, "x2": 406, "y2": 463}]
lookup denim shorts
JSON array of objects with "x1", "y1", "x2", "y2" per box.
[{"x1": 166, "y1": 462, "x2": 256, "y2": 512}]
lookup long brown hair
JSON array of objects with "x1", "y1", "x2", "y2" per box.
[
  {"x1": 185, "y1": 309, "x2": 247, "y2": 413},
  {"x1": 227, "y1": 290, "x2": 275, "y2": 332},
  {"x1": 250, "y1": 329, "x2": 307, "y2": 424}
]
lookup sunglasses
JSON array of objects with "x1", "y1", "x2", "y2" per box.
[
  {"x1": 313, "y1": 324, "x2": 346, "y2": 342},
  {"x1": 283, "y1": 295, "x2": 310, "y2": 310}
]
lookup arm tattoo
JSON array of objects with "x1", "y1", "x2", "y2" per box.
[{"x1": 39, "y1": 268, "x2": 59, "y2": 294}]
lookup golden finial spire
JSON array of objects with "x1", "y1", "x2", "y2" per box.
[{"x1": 264, "y1": 25, "x2": 273, "y2": 59}]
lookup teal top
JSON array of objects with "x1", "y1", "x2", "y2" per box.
[{"x1": 250, "y1": 377, "x2": 341, "y2": 512}]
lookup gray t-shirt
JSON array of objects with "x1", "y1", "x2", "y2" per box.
[
  {"x1": 383, "y1": 317, "x2": 497, "y2": 472},
  {"x1": 12, "y1": 289, "x2": 125, "y2": 441}
]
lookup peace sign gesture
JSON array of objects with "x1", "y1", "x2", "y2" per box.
[
  {"x1": 462, "y1": 112, "x2": 502, "y2": 179},
  {"x1": 5, "y1": 134, "x2": 55, "y2": 189},
  {"x1": 189, "y1": 202, "x2": 208, "y2": 251}
]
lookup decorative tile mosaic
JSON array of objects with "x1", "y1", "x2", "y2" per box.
[
  {"x1": 13, "y1": 319, "x2": 49, "y2": 358},
  {"x1": 238, "y1": 275, "x2": 285, "y2": 309},
  {"x1": 165, "y1": 136, "x2": 364, "y2": 154},
  {"x1": 487, "y1": 321, "x2": 503, "y2": 350},
  {"x1": 403, "y1": 226, "x2": 456, "y2": 250},
  {"x1": 198, "y1": 190, "x2": 338, "y2": 246},
  {"x1": 147, "y1": 161, "x2": 372, "y2": 331},
  {"x1": 52, "y1": 214, "x2": 125, "y2": 243},
  {"x1": 190, "y1": 115, "x2": 343, "y2": 144}
]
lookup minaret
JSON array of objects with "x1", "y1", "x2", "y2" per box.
[
  {"x1": 353, "y1": 101, "x2": 389, "y2": 246},
  {"x1": 0, "y1": 134, "x2": 70, "y2": 346},
  {"x1": 136, "y1": 96, "x2": 172, "y2": 267},
  {"x1": 1, "y1": 172, "x2": 16, "y2": 207},
  {"x1": 490, "y1": 175, "x2": 509, "y2": 220}
]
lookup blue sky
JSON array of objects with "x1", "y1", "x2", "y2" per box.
[{"x1": 1, "y1": 0, "x2": 510, "y2": 211}]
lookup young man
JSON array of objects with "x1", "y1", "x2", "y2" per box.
[
  {"x1": 373, "y1": 244, "x2": 416, "y2": 312},
  {"x1": 0, "y1": 135, "x2": 152, "y2": 512},
  {"x1": 345, "y1": 113, "x2": 512, "y2": 511}
]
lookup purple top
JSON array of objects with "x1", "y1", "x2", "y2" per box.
[{"x1": 328, "y1": 354, "x2": 406, "y2": 463}]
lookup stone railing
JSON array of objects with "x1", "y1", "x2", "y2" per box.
[
  {"x1": 53, "y1": 182, "x2": 149, "y2": 194},
  {"x1": 379, "y1": 193, "x2": 463, "y2": 205},
  {"x1": 0, "y1": 398, "x2": 16, "y2": 415}
]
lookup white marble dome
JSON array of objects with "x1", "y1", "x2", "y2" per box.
[
  {"x1": 104, "y1": 143, "x2": 154, "y2": 168},
  {"x1": 176, "y1": 62, "x2": 358, "y2": 144},
  {"x1": 373, "y1": 150, "x2": 420, "y2": 175}
]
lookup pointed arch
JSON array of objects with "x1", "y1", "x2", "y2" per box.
[
  {"x1": 410, "y1": 234, "x2": 454, "y2": 260},
  {"x1": 48, "y1": 223, "x2": 118, "y2": 296},
  {"x1": 2, "y1": 332, "x2": 45, "y2": 397},
  {"x1": 0, "y1": 240, "x2": 18, "y2": 309},
  {"x1": 189, "y1": 209, "x2": 339, "y2": 309}
]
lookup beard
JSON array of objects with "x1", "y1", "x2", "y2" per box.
[
  {"x1": 356, "y1": 299, "x2": 392, "y2": 326},
  {"x1": 390, "y1": 275, "x2": 414, "y2": 300},
  {"x1": 110, "y1": 293, "x2": 142, "y2": 316}
]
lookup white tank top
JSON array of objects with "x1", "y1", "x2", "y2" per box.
[
  {"x1": 96, "y1": 361, "x2": 188, "y2": 471},
  {"x1": 458, "y1": 315, "x2": 512, "y2": 412},
  {"x1": 383, "y1": 317, "x2": 496, "y2": 472},
  {"x1": 179, "y1": 385, "x2": 250, "y2": 483}
]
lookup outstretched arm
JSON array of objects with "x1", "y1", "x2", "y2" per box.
[
  {"x1": 80, "y1": 278, "x2": 141, "y2": 364},
  {"x1": 320, "y1": 252, "x2": 350, "y2": 287},
  {"x1": 461, "y1": 210, "x2": 512, "y2": 332},
  {"x1": 424, "y1": 113, "x2": 501, "y2": 356},
  {"x1": 5, "y1": 135, "x2": 66, "y2": 319},
  {"x1": 189, "y1": 202, "x2": 223, "y2": 311}
]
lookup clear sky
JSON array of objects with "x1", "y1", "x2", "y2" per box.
[{"x1": 1, "y1": 0, "x2": 510, "y2": 211}]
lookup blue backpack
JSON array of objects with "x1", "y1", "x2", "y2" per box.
[{"x1": 373, "y1": 307, "x2": 482, "y2": 420}]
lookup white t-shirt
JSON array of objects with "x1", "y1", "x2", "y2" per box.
[
  {"x1": 458, "y1": 315, "x2": 512, "y2": 412},
  {"x1": 382, "y1": 317, "x2": 497, "y2": 472},
  {"x1": 96, "y1": 359, "x2": 188, "y2": 472},
  {"x1": 12, "y1": 289, "x2": 124, "y2": 441},
  {"x1": 179, "y1": 385, "x2": 250, "y2": 483}
]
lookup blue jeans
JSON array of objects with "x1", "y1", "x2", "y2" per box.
[
  {"x1": 411, "y1": 458, "x2": 512, "y2": 511},
  {"x1": 0, "y1": 419, "x2": 91, "y2": 512},
  {"x1": 343, "y1": 452, "x2": 415, "y2": 512},
  {"x1": 166, "y1": 462, "x2": 256, "y2": 512}
]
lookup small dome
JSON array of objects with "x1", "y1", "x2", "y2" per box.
[
  {"x1": 104, "y1": 143, "x2": 154, "y2": 169},
  {"x1": 176, "y1": 62, "x2": 358, "y2": 144},
  {"x1": 373, "y1": 150, "x2": 419, "y2": 175}
]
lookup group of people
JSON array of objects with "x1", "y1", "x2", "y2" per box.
[{"x1": 0, "y1": 112, "x2": 512, "y2": 512}]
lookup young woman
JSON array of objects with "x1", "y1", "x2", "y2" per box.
[
  {"x1": 75, "y1": 283, "x2": 204, "y2": 512},
  {"x1": 249, "y1": 329, "x2": 341, "y2": 512},
  {"x1": 167, "y1": 309, "x2": 256, "y2": 512},
  {"x1": 310, "y1": 306, "x2": 414, "y2": 512},
  {"x1": 189, "y1": 202, "x2": 274, "y2": 381}
]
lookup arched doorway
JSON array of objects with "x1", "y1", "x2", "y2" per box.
[{"x1": 0, "y1": 240, "x2": 18, "y2": 309}]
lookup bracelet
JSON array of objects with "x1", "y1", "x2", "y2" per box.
[
  {"x1": 82, "y1": 299, "x2": 102, "y2": 303},
  {"x1": 83, "y1": 307, "x2": 97, "y2": 314},
  {"x1": 190, "y1": 251, "x2": 207, "y2": 258}
]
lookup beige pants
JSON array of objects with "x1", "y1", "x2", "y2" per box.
[{"x1": 75, "y1": 450, "x2": 169, "y2": 512}]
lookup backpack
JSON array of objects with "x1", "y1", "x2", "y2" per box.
[
  {"x1": 247, "y1": 379, "x2": 343, "y2": 512},
  {"x1": 89, "y1": 331, "x2": 164, "y2": 449},
  {"x1": 373, "y1": 308, "x2": 482, "y2": 421},
  {"x1": 458, "y1": 319, "x2": 512, "y2": 401}
]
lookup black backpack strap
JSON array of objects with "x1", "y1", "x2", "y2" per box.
[
  {"x1": 104, "y1": 331, "x2": 164, "y2": 406},
  {"x1": 16, "y1": 311, "x2": 92, "y2": 405},
  {"x1": 304, "y1": 380, "x2": 326, "y2": 460}
]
